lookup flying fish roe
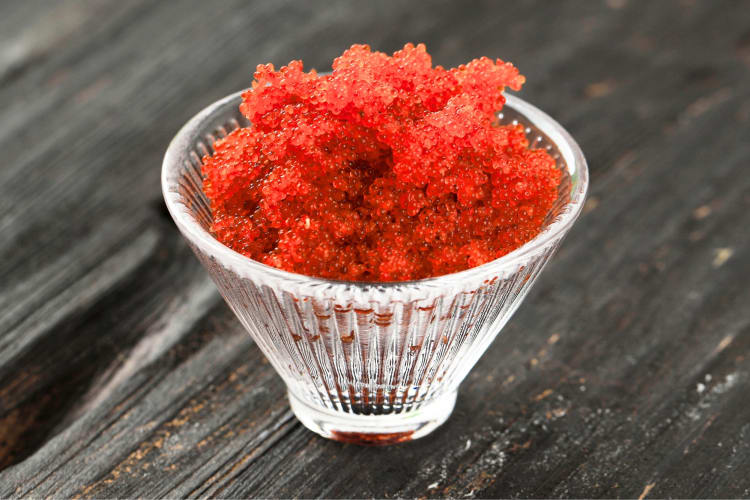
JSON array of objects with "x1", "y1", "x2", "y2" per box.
[{"x1": 202, "y1": 43, "x2": 561, "y2": 281}]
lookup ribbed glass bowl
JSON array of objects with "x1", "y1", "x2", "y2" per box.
[{"x1": 162, "y1": 90, "x2": 587, "y2": 445}]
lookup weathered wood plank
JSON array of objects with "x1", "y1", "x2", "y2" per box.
[{"x1": 1, "y1": 0, "x2": 749, "y2": 497}]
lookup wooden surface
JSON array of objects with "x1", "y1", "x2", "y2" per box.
[{"x1": 1, "y1": 0, "x2": 749, "y2": 497}]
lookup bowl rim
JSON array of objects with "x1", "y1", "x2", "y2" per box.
[{"x1": 162, "y1": 90, "x2": 588, "y2": 290}]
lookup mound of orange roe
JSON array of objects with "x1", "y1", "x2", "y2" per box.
[{"x1": 202, "y1": 44, "x2": 561, "y2": 281}]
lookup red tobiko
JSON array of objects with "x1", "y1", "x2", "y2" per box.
[{"x1": 202, "y1": 43, "x2": 561, "y2": 281}]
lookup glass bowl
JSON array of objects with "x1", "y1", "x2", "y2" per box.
[{"x1": 162, "y1": 90, "x2": 588, "y2": 445}]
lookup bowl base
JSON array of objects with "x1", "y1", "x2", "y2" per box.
[{"x1": 288, "y1": 390, "x2": 457, "y2": 446}]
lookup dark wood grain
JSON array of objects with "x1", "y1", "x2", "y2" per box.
[{"x1": 1, "y1": 0, "x2": 749, "y2": 497}]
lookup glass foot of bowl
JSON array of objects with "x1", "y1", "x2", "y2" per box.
[{"x1": 288, "y1": 390, "x2": 457, "y2": 445}]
